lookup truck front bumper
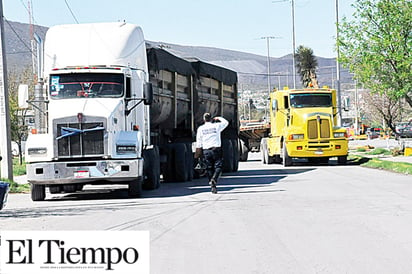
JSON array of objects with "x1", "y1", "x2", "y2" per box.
[
  {"x1": 286, "y1": 139, "x2": 348, "y2": 158},
  {"x1": 26, "y1": 158, "x2": 143, "y2": 185}
]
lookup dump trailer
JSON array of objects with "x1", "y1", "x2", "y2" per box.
[
  {"x1": 261, "y1": 87, "x2": 348, "y2": 166},
  {"x1": 23, "y1": 22, "x2": 239, "y2": 201},
  {"x1": 147, "y1": 48, "x2": 239, "y2": 181}
]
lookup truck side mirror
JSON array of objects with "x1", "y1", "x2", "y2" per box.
[
  {"x1": 271, "y1": 99, "x2": 278, "y2": 112},
  {"x1": 343, "y1": 96, "x2": 350, "y2": 112},
  {"x1": 18, "y1": 84, "x2": 29, "y2": 109},
  {"x1": 143, "y1": 82, "x2": 153, "y2": 105}
]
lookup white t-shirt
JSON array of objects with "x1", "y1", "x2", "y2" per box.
[{"x1": 196, "y1": 117, "x2": 229, "y2": 149}]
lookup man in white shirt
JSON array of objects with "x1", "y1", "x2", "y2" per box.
[{"x1": 195, "y1": 113, "x2": 229, "y2": 194}]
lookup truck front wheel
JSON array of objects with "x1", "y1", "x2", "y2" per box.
[
  {"x1": 283, "y1": 143, "x2": 293, "y2": 167},
  {"x1": 338, "y1": 155, "x2": 347, "y2": 165},
  {"x1": 31, "y1": 184, "x2": 46, "y2": 201},
  {"x1": 128, "y1": 176, "x2": 143, "y2": 198}
]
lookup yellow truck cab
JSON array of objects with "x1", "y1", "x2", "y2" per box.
[{"x1": 261, "y1": 87, "x2": 348, "y2": 166}]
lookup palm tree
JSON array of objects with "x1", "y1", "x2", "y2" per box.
[{"x1": 295, "y1": 45, "x2": 319, "y2": 88}]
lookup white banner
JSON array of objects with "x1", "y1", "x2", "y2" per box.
[{"x1": 0, "y1": 231, "x2": 149, "y2": 274}]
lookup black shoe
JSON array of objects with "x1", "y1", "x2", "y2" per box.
[{"x1": 211, "y1": 185, "x2": 217, "y2": 194}]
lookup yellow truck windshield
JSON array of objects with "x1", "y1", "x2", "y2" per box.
[{"x1": 290, "y1": 93, "x2": 332, "y2": 108}]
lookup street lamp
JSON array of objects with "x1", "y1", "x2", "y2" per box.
[{"x1": 260, "y1": 36, "x2": 279, "y2": 120}]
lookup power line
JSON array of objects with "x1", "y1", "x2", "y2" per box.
[
  {"x1": 64, "y1": 0, "x2": 79, "y2": 24},
  {"x1": 4, "y1": 18, "x2": 34, "y2": 55}
]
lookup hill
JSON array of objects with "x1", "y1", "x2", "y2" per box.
[{"x1": 4, "y1": 21, "x2": 353, "y2": 90}]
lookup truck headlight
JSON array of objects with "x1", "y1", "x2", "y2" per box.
[
  {"x1": 333, "y1": 132, "x2": 346, "y2": 138},
  {"x1": 28, "y1": 147, "x2": 47, "y2": 155},
  {"x1": 116, "y1": 145, "x2": 136, "y2": 154},
  {"x1": 288, "y1": 134, "x2": 304, "y2": 140}
]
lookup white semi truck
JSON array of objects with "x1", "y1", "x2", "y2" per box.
[{"x1": 23, "y1": 22, "x2": 239, "y2": 201}]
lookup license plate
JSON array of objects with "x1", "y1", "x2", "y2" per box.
[
  {"x1": 315, "y1": 150, "x2": 324, "y2": 155},
  {"x1": 74, "y1": 170, "x2": 90, "y2": 178}
]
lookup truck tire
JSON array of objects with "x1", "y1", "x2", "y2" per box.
[
  {"x1": 143, "y1": 146, "x2": 161, "y2": 190},
  {"x1": 239, "y1": 139, "x2": 249, "y2": 162},
  {"x1": 63, "y1": 184, "x2": 77, "y2": 193},
  {"x1": 261, "y1": 138, "x2": 268, "y2": 164},
  {"x1": 31, "y1": 184, "x2": 46, "y2": 201},
  {"x1": 232, "y1": 139, "x2": 239, "y2": 172},
  {"x1": 174, "y1": 143, "x2": 188, "y2": 182},
  {"x1": 185, "y1": 143, "x2": 194, "y2": 181},
  {"x1": 49, "y1": 185, "x2": 63, "y2": 194},
  {"x1": 162, "y1": 144, "x2": 176, "y2": 182},
  {"x1": 222, "y1": 139, "x2": 234, "y2": 172},
  {"x1": 283, "y1": 142, "x2": 293, "y2": 167},
  {"x1": 128, "y1": 176, "x2": 143, "y2": 198},
  {"x1": 338, "y1": 155, "x2": 347, "y2": 165}
]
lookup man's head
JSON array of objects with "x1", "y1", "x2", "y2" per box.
[{"x1": 203, "y1": 112, "x2": 212, "y2": 122}]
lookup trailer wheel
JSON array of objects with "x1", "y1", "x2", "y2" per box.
[
  {"x1": 128, "y1": 176, "x2": 143, "y2": 198},
  {"x1": 143, "y1": 146, "x2": 161, "y2": 190},
  {"x1": 261, "y1": 138, "x2": 268, "y2": 164},
  {"x1": 185, "y1": 143, "x2": 194, "y2": 181},
  {"x1": 162, "y1": 144, "x2": 175, "y2": 182},
  {"x1": 239, "y1": 139, "x2": 249, "y2": 162},
  {"x1": 174, "y1": 143, "x2": 188, "y2": 182},
  {"x1": 31, "y1": 184, "x2": 46, "y2": 201},
  {"x1": 232, "y1": 139, "x2": 239, "y2": 172},
  {"x1": 222, "y1": 139, "x2": 234, "y2": 172},
  {"x1": 283, "y1": 142, "x2": 293, "y2": 167}
]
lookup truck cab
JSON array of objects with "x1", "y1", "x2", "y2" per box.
[{"x1": 262, "y1": 87, "x2": 348, "y2": 166}]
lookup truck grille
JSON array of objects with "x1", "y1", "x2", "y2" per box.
[
  {"x1": 307, "y1": 118, "x2": 330, "y2": 139},
  {"x1": 57, "y1": 122, "x2": 104, "y2": 157}
]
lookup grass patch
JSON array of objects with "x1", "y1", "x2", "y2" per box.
[
  {"x1": 361, "y1": 158, "x2": 412, "y2": 175},
  {"x1": 0, "y1": 178, "x2": 30, "y2": 193},
  {"x1": 13, "y1": 157, "x2": 26, "y2": 176},
  {"x1": 366, "y1": 148, "x2": 391, "y2": 155}
]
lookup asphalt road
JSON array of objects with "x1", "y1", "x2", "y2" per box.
[{"x1": 2, "y1": 153, "x2": 412, "y2": 273}]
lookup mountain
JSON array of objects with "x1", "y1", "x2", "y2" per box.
[{"x1": 4, "y1": 21, "x2": 353, "y2": 90}]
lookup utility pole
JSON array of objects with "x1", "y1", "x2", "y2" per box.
[
  {"x1": 335, "y1": 0, "x2": 343, "y2": 126},
  {"x1": 291, "y1": 0, "x2": 296, "y2": 88},
  {"x1": 273, "y1": 0, "x2": 296, "y2": 88},
  {"x1": 0, "y1": 0, "x2": 13, "y2": 181}
]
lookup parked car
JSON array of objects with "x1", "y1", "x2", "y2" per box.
[
  {"x1": 366, "y1": 128, "x2": 382, "y2": 139},
  {"x1": 396, "y1": 121, "x2": 412, "y2": 138}
]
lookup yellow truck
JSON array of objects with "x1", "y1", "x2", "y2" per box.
[{"x1": 261, "y1": 87, "x2": 348, "y2": 166}]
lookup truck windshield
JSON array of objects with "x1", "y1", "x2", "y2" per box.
[
  {"x1": 289, "y1": 93, "x2": 332, "y2": 108},
  {"x1": 49, "y1": 73, "x2": 124, "y2": 99}
]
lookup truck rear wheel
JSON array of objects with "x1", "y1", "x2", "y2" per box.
[
  {"x1": 239, "y1": 139, "x2": 249, "y2": 162},
  {"x1": 31, "y1": 184, "x2": 46, "y2": 201},
  {"x1": 128, "y1": 176, "x2": 143, "y2": 198},
  {"x1": 231, "y1": 139, "x2": 239, "y2": 172}
]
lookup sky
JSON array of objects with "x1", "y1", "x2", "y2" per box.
[{"x1": 3, "y1": 0, "x2": 356, "y2": 58}]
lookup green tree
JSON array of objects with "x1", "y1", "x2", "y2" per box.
[
  {"x1": 8, "y1": 67, "x2": 34, "y2": 165},
  {"x1": 295, "y1": 45, "x2": 319, "y2": 88},
  {"x1": 338, "y1": 0, "x2": 412, "y2": 109}
]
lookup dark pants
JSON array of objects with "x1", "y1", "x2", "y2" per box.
[{"x1": 203, "y1": 147, "x2": 223, "y2": 183}]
